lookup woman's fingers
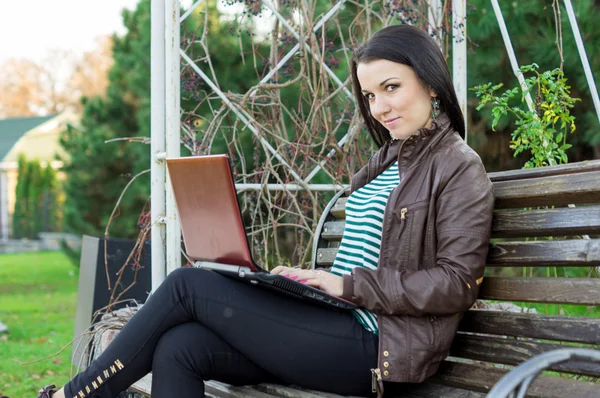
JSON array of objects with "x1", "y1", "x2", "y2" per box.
[
  {"x1": 269, "y1": 268, "x2": 344, "y2": 296},
  {"x1": 312, "y1": 273, "x2": 344, "y2": 297},
  {"x1": 271, "y1": 267, "x2": 316, "y2": 280},
  {"x1": 270, "y1": 265, "x2": 288, "y2": 275},
  {"x1": 301, "y1": 279, "x2": 321, "y2": 288},
  {"x1": 288, "y1": 270, "x2": 318, "y2": 281},
  {"x1": 270, "y1": 267, "x2": 340, "y2": 293}
]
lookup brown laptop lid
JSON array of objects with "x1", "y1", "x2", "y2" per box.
[{"x1": 166, "y1": 155, "x2": 255, "y2": 269}]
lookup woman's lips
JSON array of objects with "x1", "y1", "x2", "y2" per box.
[{"x1": 384, "y1": 117, "x2": 400, "y2": 126}]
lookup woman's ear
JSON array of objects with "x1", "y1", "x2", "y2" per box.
[{"x1": 429, "y1": 87, "x2": 437, "y2": 98}]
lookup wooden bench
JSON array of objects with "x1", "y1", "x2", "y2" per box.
[{"x1": 116, "y1": 160, "x2": 600, "y2": 398}]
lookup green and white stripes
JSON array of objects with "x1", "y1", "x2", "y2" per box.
[{"x1": 330, "y1": 161, "x2": 400, "y2": 335}]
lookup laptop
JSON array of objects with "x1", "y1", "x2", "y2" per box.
[{"x1": 166, "y1": 154, "x2": 357, "y2": 310}]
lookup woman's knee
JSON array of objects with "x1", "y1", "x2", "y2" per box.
[
  {"x1": 153, "y1": 322, "x2": 204, "y2": 372},
  {"x1": 153, "y1": 322, "x2": 232, "y2": 381},
  {"x1": 162, "y1": 267, "x2": 216, "y2": 293},
  {"x1": 164, "y1": 266, "x2": 194, "y2": 284}
]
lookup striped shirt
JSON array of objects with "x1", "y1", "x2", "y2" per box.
[{"x1": 330, "y1": 161, "x2": 400, "y2": 334}]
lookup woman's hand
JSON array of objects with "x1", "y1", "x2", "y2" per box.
[{"x1": 271, "y1": 266, "x2": 344, "y2": 297}]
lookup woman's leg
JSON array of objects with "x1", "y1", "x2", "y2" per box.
[
  {"x1": 151, "y1": 322, "x2": 280, "y2": 397},
  {"x1": 64, "y1": 268, "x2": 377, "y2": 398}
]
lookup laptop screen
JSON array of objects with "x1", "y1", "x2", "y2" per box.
[{"x1": 166, "y1": 155, "x2": 257, "y2": 270}]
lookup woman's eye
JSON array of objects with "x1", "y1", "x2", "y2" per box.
[
  {"x1": 364, "y1": 93, "x2": 374, "y2": 101},
  {"x1": 386, "y1": 84, "x2": 398, "y2": 92}
]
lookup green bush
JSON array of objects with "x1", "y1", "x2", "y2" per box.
[{"x1": 11, "y1": 156, "x2": 62, "y2": 239}]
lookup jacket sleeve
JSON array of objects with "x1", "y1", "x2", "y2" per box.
[{"x1": 341, "y1": 152, "x2": 494, "y2": 316}]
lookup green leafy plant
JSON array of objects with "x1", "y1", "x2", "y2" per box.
[{"x1": 472, "y1": 64, "x2": 580, "y2": 168}]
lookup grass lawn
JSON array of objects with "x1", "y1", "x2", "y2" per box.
[{"x1": 0, "y1": 251, "x2": 78, "y2": 397}]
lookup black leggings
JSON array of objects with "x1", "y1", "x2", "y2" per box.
[{"x1": 66, "y1": 268, "x2": 378, "y2": 398}]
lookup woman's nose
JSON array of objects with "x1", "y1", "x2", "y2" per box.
[{"x1": 371, "y1": 98, "x2": 391, "y2": 118}]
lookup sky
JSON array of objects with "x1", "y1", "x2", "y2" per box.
[
  {"x1": 0, "y1": 0, "x2": 257, "y2": 66},
  {"x1": 0, "y1": 0, "x2": 144, "y2": 64}
]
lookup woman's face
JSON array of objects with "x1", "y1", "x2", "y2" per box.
[{"x1": 356, "y1": 59, "x2": 435, "y2": 141}]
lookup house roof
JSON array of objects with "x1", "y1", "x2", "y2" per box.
[{"x1": 0, "y1": 114, "x2": 57, "y2": 161}]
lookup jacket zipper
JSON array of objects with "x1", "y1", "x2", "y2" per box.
[
  {"x1": 429, "y1": 315, "x2": 437, "y2": 346},
  {"x1": 396, "y1": 207, "x2": 408, "y2": 239},
  {"x1": 371, "y1": 368, "x2": 383, "y2": 395}
]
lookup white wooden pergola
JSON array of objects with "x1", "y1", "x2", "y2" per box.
[{"x1": 149, "y1": 0, "x2": 600, "y2": 290}]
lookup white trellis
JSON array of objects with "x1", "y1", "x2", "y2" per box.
[{"x1": 149, "y1": 0, "x2": 598, "y2": 289}]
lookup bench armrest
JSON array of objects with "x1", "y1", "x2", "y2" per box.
[
  {"x1": 487, "y1": 348, "x2": 600, "y2": 398},
  {"x1": 311, "y1": 188, "x2": 349, "y2": 270}
]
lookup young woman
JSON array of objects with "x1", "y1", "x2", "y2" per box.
[{"x1": 35, "y1": 24, "x2": 493, "y2": 398}]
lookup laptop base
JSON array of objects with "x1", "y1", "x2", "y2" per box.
[{"x1": 195, "y1": 261, "x2": 356, "y2": 311}]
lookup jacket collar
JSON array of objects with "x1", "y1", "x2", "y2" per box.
[{"x1": 375, "y1": 113, "x2": 453, "y2": 175}]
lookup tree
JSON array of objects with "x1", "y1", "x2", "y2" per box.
[
  {"x1": 27, "y1": 159, "x2": 44, "y2": 238},
  {"x1": 0, "y1": 38, "x2": 112, "y2": 118},
  {"x1": 66, "y1": 35, "x2": 114, "y2": 112},
  {"x1": 0, "y1": 59, "x2": 48, "y2": 117},
  {"x1": 40, "y1": 165, "x2": 62, "y2": 232},
  {"x1": 12, "y1": 155, "x2": 30, "y2": 238},
  {"x1": 11, "y1": 156, "x2": 60, "y2": 238}
]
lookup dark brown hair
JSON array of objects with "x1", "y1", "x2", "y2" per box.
[{"x1": 351, "y1": 25, "x2": 465, "y2": 147}]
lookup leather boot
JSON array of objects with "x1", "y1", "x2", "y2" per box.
[{"x1": 37, "y1": 385, "x2": 56, "y2": 398}]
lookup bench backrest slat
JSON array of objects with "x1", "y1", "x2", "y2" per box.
[
  {"x1": 479, "y1": 277, "x2": 600, "y2": 305},
  {"x1": 450, "y1": 334, "x2": 600, "y2": 378},
  {"x1": 488, "y1": 239, "x2": 600, "y2": 266},
  {"x1": 492, "y1": 206, "x2": 600, "y2": 238},
  {"x1": 325, "y1": 204, "x2": 600, "y2": 239},
  {"x1": 459, "y1": 311, "x2": 599, "y2": 344},
  {"x1": 319, "y1": 242, "x2": 600, "y2": 270},
  {"x1": 488, "y1": 159, "x2": 600, "y2": 182},
  {"x1": 322, "y1": 227, "x2": 600, "y2": 265},
  {"x1": 493, "y1": 170, "x2": 600, "y2": 208}
]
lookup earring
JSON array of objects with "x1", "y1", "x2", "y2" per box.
[{"x1": 431, "y1": 97, "x2": 440, "y2": 120}]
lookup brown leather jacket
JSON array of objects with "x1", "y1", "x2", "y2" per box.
[{"x1": 339, "y1": 114, "x2": 494, "y2": 394}]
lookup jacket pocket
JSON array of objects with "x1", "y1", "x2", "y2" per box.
[
  {"x1": 429, "y1": 316, "x2": 437, "y2": 346},
  {"x1": 435, "y1": 312, "x2": 462, "y2": 357},
  {"x1": 393, "y1": 200, "x2": 429, "y2": 237},
  {"x1": 409, "y1": 315, "x2": 438, "y2": 381},
  {"x1": 392, "y1": 200, "x2": 429, "y2": 269}
]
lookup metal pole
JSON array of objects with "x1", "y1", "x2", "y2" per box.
[
  {"x1": 180, "y1": 0, "x2": 205, "y2": 23},
  {"x1": 453, "y1": 0, "x2": 468, "y2": 143},
  {"x1": 166, "y1": 0, "x2": 182, "y2": 274},
  {"x1": 235, "y1": 183, "x2": 348, "y2": 192},
  {"x1": 490, "y1": 0, "x2": 535, "y2": 114},
  {"x1": 563, "y1": 0, "x2": 600, "y2": 124},
  {"x1": 150, "y1": 0, "x2": 166, "y2": 291}
]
